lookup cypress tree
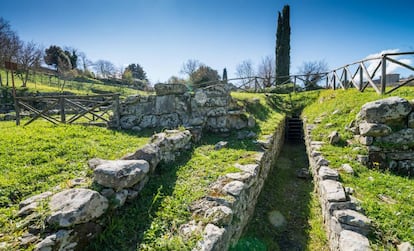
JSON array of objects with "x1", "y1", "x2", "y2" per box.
[
  {"x1": 275, "y1": 5, "x2": 291, "y2": 85},
  {"x1": 222, "y1": 68, "x2": 228, "y2": 84}
]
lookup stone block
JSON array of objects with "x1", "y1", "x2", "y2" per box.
[
  {"x1": 318, "y1": 166, "x2": 339, "y2": 180},
  {"x1": 359, "y1": 122, "x2": 392, "y2": 137},
  {"x1": 154, "y1": 83, "x2": 188, "y2": 95},
  {"x1": 320, "y1": 180, "x2": 347, "y2": 202},
  {"x1": 47, "y1": 189, "x2": 108, "y2": 228},
  {"x1": 93, "y1": 159, "x2": 150, "y2": 190},
  {"x1": 339, "y1": 230, "x2": 371, "y2": 251},
  {"x1": 357, "y1": 96, "x2": 411, "y2": 124}
]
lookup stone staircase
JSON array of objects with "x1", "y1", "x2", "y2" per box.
[{"x1": 286, "y1": 116, "x2": 303, "y2": 141}]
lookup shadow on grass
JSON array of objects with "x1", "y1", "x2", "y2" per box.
[
  {"x1": 85, "y1": 149, "x2": 194, "y2": 251},
  {"x1": 232, "y1": 142, "x2": 322, "y2": 251}
]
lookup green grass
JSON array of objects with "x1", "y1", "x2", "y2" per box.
[
  {"x1": 0, "y1": 69, "x2": 145, "y2": 97},
  {"x1": 233, "y1": 143, "x2": 328, "y2": 251},
  {"x1": 0, "y1": 120, "x2": 151, "y2": 246},
  {"x1": 302, "y1": 87, "x2": 414, "y2": 249}
]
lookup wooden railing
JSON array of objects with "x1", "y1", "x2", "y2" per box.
[
  {"x1": 325, "y1": 52, "x2": 414, "y2": 94},
  {"x1": 15, "y1": 93, "x2": 120, "y2": 127}
]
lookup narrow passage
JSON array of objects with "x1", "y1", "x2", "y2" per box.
[{"x1": 232, "y1": 139, "x2": 328, "y2": 250}]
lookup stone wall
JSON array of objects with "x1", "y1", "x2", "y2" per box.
[
  {"x1": 15, "y1": 119, "x2": 286, "y2": 251},
  {"x1": 15, "y1": 130, "x2": 192, "y2": 251},
  {"x1": 183, "y1": 118, "x2": 286, "y2": 251},
  {"x1": 116, "y1": 83, "x2": 255, "y2": 132},
  {"x1": 303, "y1": 122, "x2": 372, "y2": 251},
  {"x1": 351, "y1": 96, "x2": 414, "y2": 176}
]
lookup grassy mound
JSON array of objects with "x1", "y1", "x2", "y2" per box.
[{"x1": 303, "y1": 88, "x2": 414, "y2": 249}]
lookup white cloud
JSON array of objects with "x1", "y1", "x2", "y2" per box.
[{"x1": 363, "y1": 49, "x2": 412, "y2": 79}]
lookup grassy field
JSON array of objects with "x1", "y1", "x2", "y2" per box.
[
  {"x1": 6, "y1": 87, "x2": 397, "y2": 250},
  {"x1": 0, "y1": 120, "x2": 151, "y2": 246},
  {"x1": 0, "y1": 70, "x2": 144, "y2": 97},
  {"x1": 303, "y1": 87, "x2": 414, "y2": 250}
]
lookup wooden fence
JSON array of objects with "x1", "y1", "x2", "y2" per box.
[
  {"x1": 325, "y1": 52, "x2": 414, "y2": 94},
  {"x1": 15, "y1": 93, "x2": 120, "y2": 127},
  {"x1": 212, "y1": 51, "x2": 414, "y2": 95}
]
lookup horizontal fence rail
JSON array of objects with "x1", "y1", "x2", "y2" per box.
[
  {"x1": 325, "y1": 52, "x2": 414, "y2": 94},
  {"x1": 15, "y1": 93, "x2": 120, "y2": 127}
]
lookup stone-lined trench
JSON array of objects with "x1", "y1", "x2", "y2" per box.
[{"x1": 232, "y1": 133, "x2": 328, "y2": 250}]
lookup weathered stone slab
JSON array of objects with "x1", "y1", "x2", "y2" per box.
[
  {"x1": 357, "y1": 96, "x2": 411, "y2": 124},
  {"x1": 359, "y1": 122, "x2": 392, "y2": 137},
  {"x1": 320, "y1": 180, "x2": 347, "y2": 202},
  {"x1": 194, "y1": 224, "x2": 225, "y2": 251},
  {"x1": 318, "y1": 166, "x2": 339, "y2": 180},
  {"x1": 334, "y1": 209, "x2": 371, "y2": 230},
  {"x1": 93, "y1": 160, "x2": 150, "y2": 190},
  {"x1": 122, "y1": 143, "x2": 161, "y2": 171},
  {"x1": 222, "y1": 181, "x2": 245, "y2": 197},
  {"x1": 47, "y1": 189, "x2": 108, "y2": 227},
  {"x1": 339, "y1": 230, "x2": 371, "y2": 251},
  {"x1": 377, "y1": 128, "x2": 414, "y2": 145},
  {"x1": 154, "y1": 83, "x2": 188, "y2": 96}
]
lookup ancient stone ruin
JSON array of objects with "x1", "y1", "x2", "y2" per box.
[
  {"x1": 352, "y1": 96, "x2": 414, "y2": 176},
  {"x1": 115, "y1": 83, "x2": 255, "y2": 132}
]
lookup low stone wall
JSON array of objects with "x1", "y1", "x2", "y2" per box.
[
  {"x1": 15, "y1": 130, "x2": 192, "y2": 251},
  {"x1": 350, "y1": 96, "x2": 414, "y2": 176},
  {"x1": 115, "y1": 83, "x2": 255, "y2": 133},
  {"x1": 180, "y1": 118, "x2": 286, "y2": 251},
  {"x1": 304, "y1": 122, "x2": 372, "y2": 251},
  {"x1": 15, "y1": 109, "x2": 285, "y2": 251}
]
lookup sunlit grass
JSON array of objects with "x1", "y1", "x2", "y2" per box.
[
  {"x1": 303, "y1": 87, "x2": 414, "y2": 248},
  {"x1": 0, "y1": 120, "x2": 151, "y2": 247}
]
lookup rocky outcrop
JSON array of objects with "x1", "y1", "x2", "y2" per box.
[
  {"x1": 352, "y1": 96, "x2": 414, "y2": 176},
  {"x1": 115, "y1": 83, "x2": 255, "y2": 133}
]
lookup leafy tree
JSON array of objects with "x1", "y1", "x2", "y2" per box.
[
  {"x1": 125, "y1": 63, "x2": 147, "y2": 80},
  {"x1": 275, "y1": 5, "x2": 291, "y2": 85},
  {"x1": 191, "y1": 65, "x2": 220, "y2": 87},
  {"x1": 298, "y1": 60, "x2": 328, "y2": 90},
  {"x1": 64, "y1": 49, "x2": 78, "y2": 69},
  {"x1": 44, "y1": 45, "x2": 72, "y2": 73}
]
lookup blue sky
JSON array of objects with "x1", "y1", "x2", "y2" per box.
[{"x1": 1, "y1": 0, "x2": 413, "y2": 82}]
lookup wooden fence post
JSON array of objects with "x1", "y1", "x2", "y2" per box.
[
  {"x1": 344, "y1": 68, "x2": 348, "y2": 89},
  {"x1": 60, "y1": 97, "x2": 66, "y2": 123},
  {"x1": 381, "y1": 55, "x2": 387, "y2": 94},
  {"x1": 293, "y1": 76, "x2": 296, "y2": 93},
  {"x1": 333, "y1": 71, "x2": 336, "y2": 90},
  {"x1": 113, "y1": 94, "x2": 120, "y2": 128}
]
